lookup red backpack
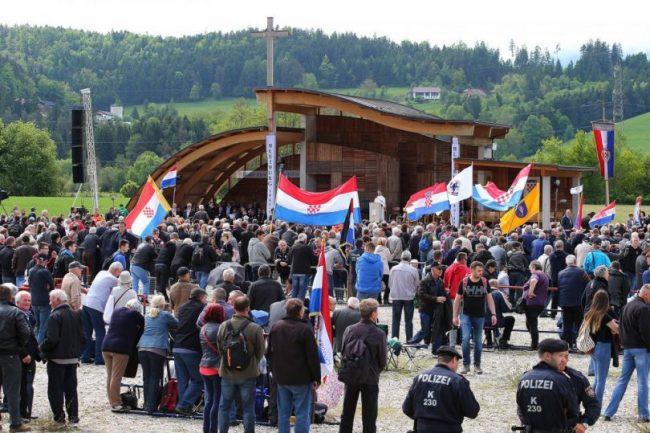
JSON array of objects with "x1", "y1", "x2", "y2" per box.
[{"x1": 158, "y1": 365, "x2": 179, "y2": 413}]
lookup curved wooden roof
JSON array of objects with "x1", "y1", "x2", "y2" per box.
[
  {"x1": 126, "y1": 126, "x2": 304, "y2": 209},
  {"x1": 128, "y1": 88, "x2": 511, "y2": 210},
  {"x1": 256, "y1": 87, "x2": 509, "y2": 142}
]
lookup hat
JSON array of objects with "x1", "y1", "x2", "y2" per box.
[
  {"x1": 118, "y1": 271, "x2": 132, "y2": 286},
  {"x1": 37, "y1": 253, "x2": 49, "y2": 261},
  {"x1": 537, "y1": 338, "x2": 569, "y2": 354},
  {"x1": 68, "y1": 261, "x2": 83, "y2": 270},
  {"x1": 436, "y1": 345, "x2": 462, "y2": 359}
]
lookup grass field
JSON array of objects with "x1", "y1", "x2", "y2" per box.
[
  {"x1": 124, "y1": 86, "x2": 445, "y2": 118},
  {"x1": 125, "y1": 97, "x2": 249, "y2": 118},
  {"x1": 1, "y1": 195, "x2": 128, "y2": 217},
  {"x1": 618, "y1": 112, "x2": 650, "y2": 153}
]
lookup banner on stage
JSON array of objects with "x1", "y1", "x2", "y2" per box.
[{"x1": 266, "y1": 134, "x2": 276, "y2": 218}]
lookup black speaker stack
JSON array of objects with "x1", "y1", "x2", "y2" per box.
[{"x1": 71, "y1": 107, "x2": 85, "y2": 184}]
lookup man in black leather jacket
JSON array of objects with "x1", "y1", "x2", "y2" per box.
[{"x1": 0, "y1": 284, "x2": 31, "y2": 432}]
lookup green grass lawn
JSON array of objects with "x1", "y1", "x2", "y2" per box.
[
  {"x1": 618, "y1": 112, "x2": 650, "y2": 154},
  {"x1": 125, "y1": 97, "x2": 251, "y2": 118},
  {"x1": 1, "y1": 195, "x2": 128, "y2": 217}
]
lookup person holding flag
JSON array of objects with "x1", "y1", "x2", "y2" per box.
[
  {"x1": 125, "y1": 177, "x2": 171, "y2": 238},
  {"x1": 338, "y1": 298, "x2": 387, "y2": 433},
  {"x1": 267, "y1": 298, "x2": 321, "y2": 433}
]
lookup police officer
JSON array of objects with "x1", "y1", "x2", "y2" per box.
[
  {"x1": 402, "y1": 346, "x2": 479, "y2": 432},
  {"x1": 561, "y1": 364, "x2": 601, "y2": 432},
  {"x1": 516, "y1": 339, "x2": 580, "y2": 433}
]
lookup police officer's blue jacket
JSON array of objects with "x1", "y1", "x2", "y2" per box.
[
  {"x1": 516, "y1": 361, "x2": 580, "y2": 431},
  {"x1": 565, "y1": 366, "x2": 601, "y2": 426},
  {"x1": 402, "y1": 364, "x2": 479, "y2": 432}
]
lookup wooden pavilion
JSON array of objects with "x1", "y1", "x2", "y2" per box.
[{"x1": 129, "y1": 88, "x2": 589, "y2": 227}]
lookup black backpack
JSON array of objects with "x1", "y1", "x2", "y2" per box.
[
  {"x1": 191, "y1": 245, "x2": 205, "y2": 268},
  {"x1": 222, "y1": 320, "x2": 252, "y2": 371},
  {"x1": 101, "y1": 251, "x2": 119, "y2": 271},
  {"x1": 338, "y1": 336, "x2": 371, "y2": 384}
]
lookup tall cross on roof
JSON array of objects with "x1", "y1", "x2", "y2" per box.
[{"x1": 251, "y1": 17, "x2": 289, "y2": 86}]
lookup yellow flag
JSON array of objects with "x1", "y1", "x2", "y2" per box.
[{"x1": 500, "y1": 183, "x2": 540, "y2": 233}]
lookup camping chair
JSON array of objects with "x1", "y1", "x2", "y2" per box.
[
  {"x1": 386, "y1": 338, "x2": 402, "y2": 370},
  {"x1": 401, "y1": 343, "x2": 428, "y2": 371}
]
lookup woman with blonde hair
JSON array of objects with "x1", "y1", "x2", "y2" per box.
[
  {"x1": 137, "y1": 294, "x2": 179, "y2": 413},
  {"x1": 583, "y1": 290, "x2": 619, "y2": 402},
  {"x1": 374, "y1": 237, "x2": 392, "y2": 304}
]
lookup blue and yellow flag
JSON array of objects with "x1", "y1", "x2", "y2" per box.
[{"x1": 500, "y1": 183, "x2": 540, "y2": 234}]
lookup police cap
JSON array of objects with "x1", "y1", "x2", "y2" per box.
[
  {"x1": 537, "y1": 338, "x2": 569, "y2": 355},
  {"x1": 437, "y1": 345, "x2": 462, "y2": 359}
]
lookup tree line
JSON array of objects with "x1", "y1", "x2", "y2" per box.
[{"x1": 1, "y1": 25, "x2": 649, "y2": 198}]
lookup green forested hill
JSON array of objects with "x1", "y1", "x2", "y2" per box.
[{"x1": 1, "y1": 24, "x2": 650, "y2": 196}]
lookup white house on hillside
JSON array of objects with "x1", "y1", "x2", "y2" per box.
[{"x1": 411, "y1": 86, "x2": 441, "y2": 100}]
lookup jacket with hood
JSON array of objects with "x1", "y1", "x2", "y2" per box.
[
  {"x1": 355, "y1": 252, "x2": 384, "y2": 295},
  {"x1": 247, "y1": 238, "x2": 271, "y2": 266}
]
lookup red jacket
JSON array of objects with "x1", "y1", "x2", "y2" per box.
[{"x1": 443, "y1": 261, "x2": 470, "y2": 299}]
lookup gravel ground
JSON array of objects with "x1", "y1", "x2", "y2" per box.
[{"x1": 11, "y1": 306, "x2": 648, "y2": 433}]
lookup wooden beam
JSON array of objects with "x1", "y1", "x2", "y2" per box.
[
  {"x1": 175, "y1": 141, "x2": 264, "y2": 199},
  {"x1": 258, "y1": 91, "x2": 476, "y2": 137}
]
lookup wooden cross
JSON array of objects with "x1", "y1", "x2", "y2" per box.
[{"x1": 251, "y1": 17, "x2": 289, "y2": 86}]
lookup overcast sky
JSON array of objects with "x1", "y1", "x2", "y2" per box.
[{"x1": 3, "y1": 0, "x2": 648, "y2": 61}]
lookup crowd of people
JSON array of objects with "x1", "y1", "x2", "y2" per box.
[{"x1": 0, "y1": 202, "x2": 650, "y2": 432}]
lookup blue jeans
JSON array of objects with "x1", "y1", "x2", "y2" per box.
[
  {"x1": 391, "y1": 300, "x2": 414, "y2": 341},
  {"x1": 33, "y1": 305, "x2": 51, "y2": 344},
  {"x1": 410, "y1": 312, "x2": 431, "y2": 344},
  {"x1": 291, "y1": 274, "x2": 310, "y2": 299},
  {"x1": 197, "y1": 271, "x2": 210, "y2": 289},
  {"x1": 173, "y1": 351, "x2": 203, "y2": 410},
  {"x1": 82, "y1": 306, "x2": 105, "y2": 364},
  {"x1": 356, "y1": 292, "x2": 379, "y2": 301},
  {"x1": 460, "y1": 314, "x2": 485, "y2": 367},
  {"x1": 603, "y1": 348, "x2": 649, "y2": 419},
  {"x1": 202, "y1": 374, "x2": 221, "y2": 433},
  {"x1": 592, "y1": 341, "x2": 611, "y2": 403},
  {"x1": 130, "y1": 265, "x2": 150, "y2": 295},
  {"x1": 15, "y1": 276, "x2": 25, "y2": 287},
  {"x1": 218, "y1": 377, "x2": 256, "y2": 433},
  {"x1": 277, "y1": 384, "x2": 313, "y2": 433}
]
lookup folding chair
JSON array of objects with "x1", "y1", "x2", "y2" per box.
[
  {"x1": 402, "y1": 343, "x2": 428, "y2": 371},
  {"x1": 386, "y1": 340, "x2": 400, "y2": 370}
]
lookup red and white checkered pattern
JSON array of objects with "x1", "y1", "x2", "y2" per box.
[
  {"x1": 307, "y1": 204, "x2": 322, "y2": 215},
  {"x1": 143, "y1": 206, "x2": 154, "y2": 218}
]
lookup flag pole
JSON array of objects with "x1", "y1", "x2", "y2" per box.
[
  {"x1": 470, "y1": 197, "x2": 474, "y2": 227},
  {"x1": 172, "y1": 185, "x2": 176, "y2": 207}
]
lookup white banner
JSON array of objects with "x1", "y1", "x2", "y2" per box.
[
  {"x1": 450, "y1": 137, "x2": 460, "y2": 225},
  {"x1": 266, "y1": 134, "x2": 276, "y2": 219}
]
